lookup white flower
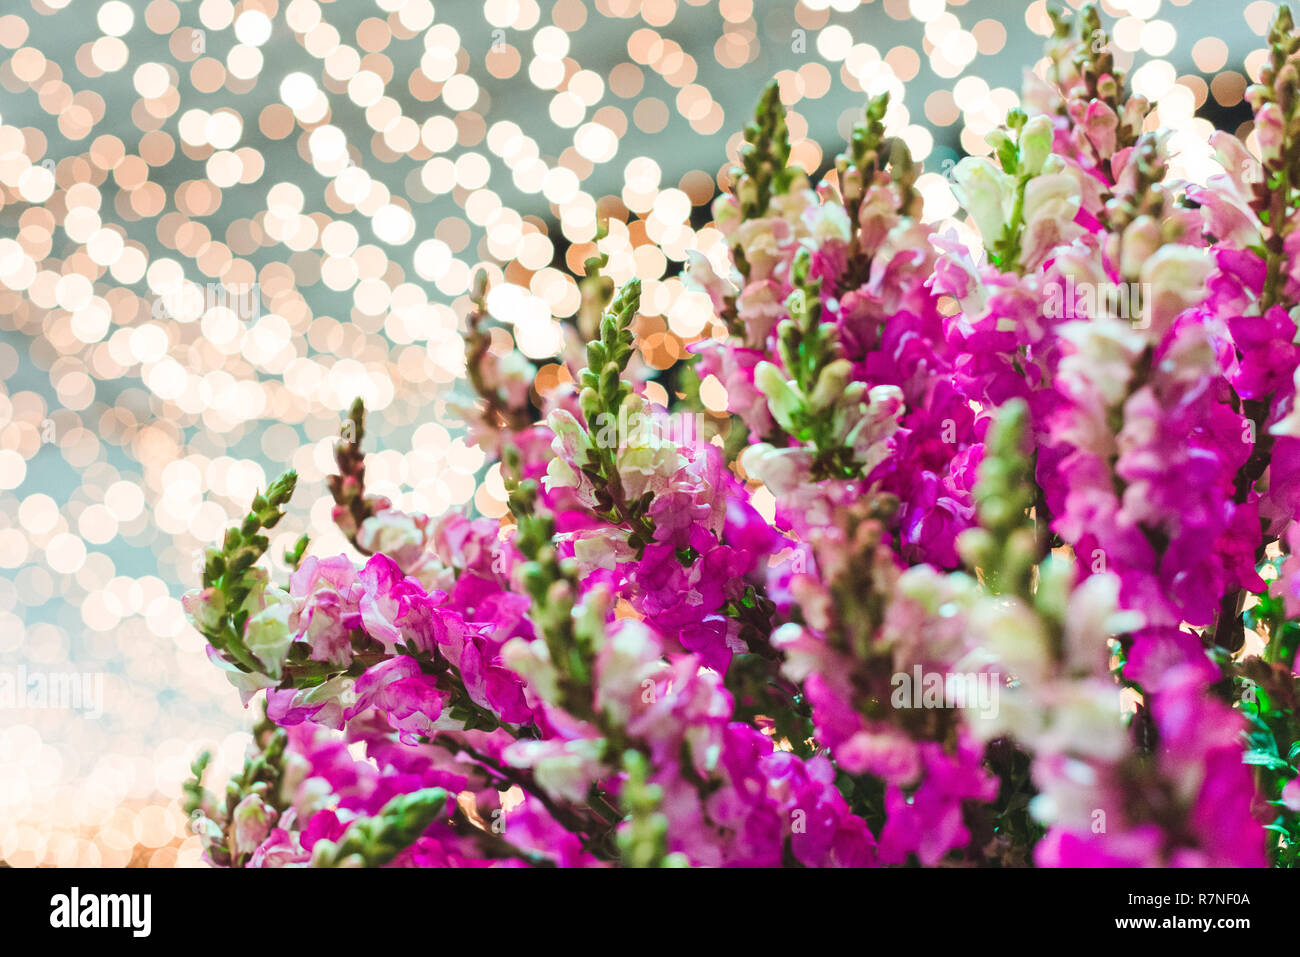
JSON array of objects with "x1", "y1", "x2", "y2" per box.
[
  {"x1": 951, "y1": 156, "x2": 1014, "y2": 248},
  {"x1": 231, "y1": 794, "x2": 277, "y2": 858},
  {"x1": 970, "y1": 596, "x2": 1051, "y2": 686},
  {"x1": 682, "y1": 247, "x2": 741, "y2": 305},
  {"x1": 595, "y1": 619, "x2": 667, "y2": 726},
  {"x1": 731, "y1": 217, "x2": 791, "y2": 282},
  {"x1": 356, "y1": 510, "x2": 430, "y2": 573},
  {"x1": 1139, "y1": 244, "x2": 1211, "y2": 337},
  {"x1": 243, "y1": 584, "x2": 295, "y2": 679},
  {"x1": 1063, "y1": 572, "x2": 1144, "y2": 677},
  {"x1": 740, "y1": 443, "x2": 813, "y2": 497},
  {"x1": 503, "y1": 738, "x2": 608, "y2": 803},
  {"x1": 571, "y1": 528, "x2": 636, "y2": 574},
  {"x1": 803, "y1": 199, "x2": 852, "y2": 245},
  {"x1": 1036, "y1": 679, "x2": 1130, "y2": 762},
  {"x1": 844, "y1": 384, "x2": 905, "y2": 471},
  {"x1": 1056, "y1": 317, "x2": 1147, "y2": 408},
  {"x1": 542, "y1": 455, "x2": 599, "y2": 508}
]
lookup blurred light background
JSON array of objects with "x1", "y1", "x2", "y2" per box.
[{"x1": 0, "y1": 0, "x2": 1273, "y2": 866}]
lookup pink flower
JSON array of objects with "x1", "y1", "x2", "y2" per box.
[{"x1": 346, "y1": 656, "x2": 447, "y2": 744}]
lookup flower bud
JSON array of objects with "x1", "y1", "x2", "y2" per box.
[
  {"x1": 1256, "y1": 102, "x2": 1285, "y2": 164},
  {"x1": 1018, "y1": 114, "x2": 1054, "y2": 176},
  {"x1": 231, "y1": 793, "x2": 277, "y2": 859},
  {"x1": 182, "y1": 587, "x2": 227, "y2": 635},
  {"x1": 808, "y1": 359, "x2": 852, "y2": 413},
  {"x1": 754, "y1": 360, "x2": 805, "y2": 432},
  {"x1": 1120, "y1": 215, "x2": 1161, "y2": 279}
]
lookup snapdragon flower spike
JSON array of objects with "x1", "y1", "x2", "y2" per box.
[
  {"x1": 328, "y1": 399, "x2": 390, "y2": 551},
  {"x1": 615, "y1": 749, "x2": 689, "y2": 868},
  {"x1": 577, "y1": 220, "x2": 616, "y2": 339},
  {"x1": 1245, "y1": 3, "x2": 1300, "y2": 313},
  {"x1": 766, "y1": 502, "x2": 1002, "y2": 866},
  {"x1": 184, "y1": 712, "x2": 293, "y2": 867},
  {"x1": 579, "y1": 278, "x2": 640, "y2": 427},
  {"x1": 833, "y1": 92, "x2": 922, "y2": 269},
  {"x1": 835, "y1": 91, "x2": 888, "y2": 212},
  {"x1": 731, "y1": 81, "x2": 799, "y2": 222},
  {"x1": 766, "y1": 247, "x2": 862, "y2": 479},
  {"x1": 836, "y1": 93, "x2": 895, "y2": 222},
  {"x1": 699, "y1": 84, "x2": 973, "y2": 568},
  {"x1": 566, "y1": 278, "x2": 659, "y2": 550},
  {"x1": 183, "y1": 470, "x2": 298, "y2": 674},
  {"x1": 504, "y1": 476, "x2": 597, "y2": 720},
  {"x1": 1214, "y1": 7, "x2": 1300, "y2": 614},
  {"x1": 956, "y1": 399, "x2": 1037, "y2": 599},
  {"x1": 1180, "y1": 6, "x2": 1300, "y2": 653},
  {"x1": 463, "y1": 271, "x2": 536, "y2": 438},
  {"x1": 310, "y1": 788, "x2": 449, "y2": 868},
  {"x1": 1046, "y1": 3, "x2": 1149, "y2": 167}
]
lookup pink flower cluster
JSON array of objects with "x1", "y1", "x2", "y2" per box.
[{"x1": 183, "y1": 6, "x2": 1300, "y2": 868}]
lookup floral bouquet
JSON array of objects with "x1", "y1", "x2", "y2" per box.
[{"x1": 181, "y1": 4, "x2": 1300, "y2": 868}]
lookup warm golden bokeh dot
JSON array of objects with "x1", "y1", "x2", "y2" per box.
[
  {"x1": 633, "y1": 96, "x2": 670, "y2": 133},
  {"x1": 1211, "y1": 69, "x2": 1247, "y2": 107}
]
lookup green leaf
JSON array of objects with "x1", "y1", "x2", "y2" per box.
[{"x1": 1243, "y1": 750, "x2": 1292, "y2": 771}]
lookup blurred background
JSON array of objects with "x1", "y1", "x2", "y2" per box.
[{"x1": 0, "y1": 0, "x2": 1274, "y2": 866}]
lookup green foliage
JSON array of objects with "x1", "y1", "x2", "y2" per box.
[{"x1": 1238, "y1": 566, "x2": 1300, "y2": 866}]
